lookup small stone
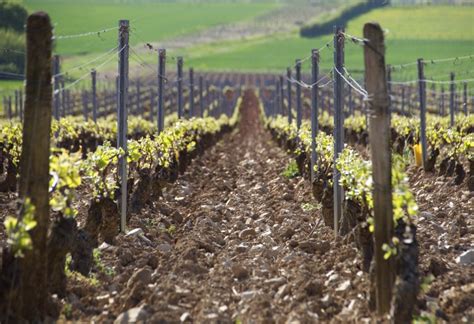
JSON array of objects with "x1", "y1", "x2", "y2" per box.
[
  {"x1": 157, "y1": 243, "x2": 172, "y2": 253},
  {"x1": 239, "y1": 228, "x2": 256, "y2": 239},
  {"x1": 241, "y1": 290, "x2": 257, "y2": 300},
  {"x1": 231, "y1": 264, "x2": 249, "y2": 280},
  {"x1": 335, "y1": 280, "x2": 351, "y2": 292},
  {"x1": 419, "y1": 211, "x2": 434, "y2": 219},
  {"x1": 428, "y1": 257, "x2": 449, "y2": 277},
  {"x1": 114, "y1": 304, "x2": 149, "y2": 324},
  {"x1": 118, "y1": 248, "x2": 134, "y2": 266},
  {"x1": 264, "y1": 277, "x2": 287, "y2": 289},
  {"x1": 99, "y1": 242, "x2": 113, "y2": 251},
  {"x1": 280, "y1": 227, "x2": 295, "y2": 239},
  {"x1": 456, "y1": 249, "x2": 474, "y2": 265},
  {"x1": 304, "y1": 280, "x2": 323, "y2": 296},
  {"x1": 126, "y1": 228, "x2": 144, "y2": 237},
  {"x1": 235, "y1": 244, "x2": 249, "y2": 253},
  {"x1": 147, "y1": 255, "x2": 159, "y2": 269},
  {"x1": 275, "y1": 284, "x2": 290, "y2": 299},
  {"x1": 180, "y1": 312, "x2": 191, "y2": 322},
  {"x1": 299, "y1": 241, "x2": 318, "y2": 253},
  {"x1": 127, "y1": 267, "x2": 152, "y2": 289},
  {"x1": 171, "y1": 211, "x2": 183, "y2": 224}
]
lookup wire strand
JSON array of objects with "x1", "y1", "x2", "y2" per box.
[
  {"x1": 53, "y1": 46, "x2": 118, "y2": 78},
  {"x1": 53, "y1": 26, "x2": 118, "y2": 40},
  {"x1": 334, "y1": 67, "x2": 368, "y2": 99},
  {"x1": 54, "y1": 45, "x2": 125, "y2": 94}
]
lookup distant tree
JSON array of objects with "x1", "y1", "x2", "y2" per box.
[{"x1": 0, "y1": 2, "x2": 28, "y2": 32}]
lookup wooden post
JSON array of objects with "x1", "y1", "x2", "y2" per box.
[
  {"x1": 53, "y1": 54, "x2": 60, "y2": 120},
  {"x1": 295, "y1": 59, "x2": 302, "y2": 130},
  {"x1": 206, "y1": 80, "x2": 210, "y2": 115},
  {"x1": 463, "y1": 82, "x2": 467, "y2": 115},
  {"x1": 279, "y1": 75, "x2": 284, "y2": 116},
  {"x1": 363, "y1": 22, "x2": 394, "y2": 316},
  {"x1": 417, "y1": 59, "x2": 427, "y2": 170},
  {"x1": 157, "y1": 49, "x2": 165, "y2": 133},
  {"x1": 311, "y1": 49, "x2": 319, "y2": 184},
  {"x1": 15, "y1": 12, "x2": 53, "y2": 320},
  {"x1": 333, "y1": 26, "x2": 345, "y2": 236},
  {"x1": 449, "y1": 72, "x2": 455, "y2": 126},
  {"x1": 177, "y1": 57, "x2": 183, "y2": 119},
  {"x1": 91, "y1": 69, "x2": 98, "y2": 122},
  {"x1": 8, "y1": 96, "x2": 12, "y2": 119},
  {"x1": 287, "y1": 67, "x2": 292, "y2": 125},
  {"x1": 199, "y1": 75, "x2": 204, "y2": 117},
  {"x1": 275, "y1": 78, "x2": 281, "y2": 115},
  {"x1": 117, "y1": 19, "x2": 129, "y2": 233},
  {"x1": 189, "y1": 68, "x2": 195, "y2": 117}
]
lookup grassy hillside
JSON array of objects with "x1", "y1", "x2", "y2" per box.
[
  {"x1": 24, "y1": 0, "x2": 278, "y2": 56},
  {"x1": 182, "y1": 5, "x2": 474, "y2": 78}
]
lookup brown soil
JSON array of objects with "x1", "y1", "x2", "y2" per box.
[
  {"x1": 0, "y1": 90, "x2": 472, "y2": 323},
  {"x1": 62, "y1": 90, "x2": 374, "y2": 322}
]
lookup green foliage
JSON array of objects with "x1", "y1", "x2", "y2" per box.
[
  {"x1": 281, "y1": 160, "x2": 299, "y2": 179},
  {"x1": 81, "y1": 141, "x2": 122, "y2": 200},
  {"x1": 62, "y1": 303, "x2": 73, "y2": 320},
  {"x1": 301, "y1": 202, "x2": 321, "y2": 212},
  {"x1": 50, "y1": 149, "x2": 82, "y2": 217},
  {"x1": 0, "y1": 2, "x2": 28, "y2": 32},
  {"x1": 0, "y1": 2, "x2": 26, "y2": 77},
  {"x1": 4, "y1": 198, "x2": 37, "y2": 258},
  {"x1": 93, "y1": 248, "x2": 116, "y2": 276}
]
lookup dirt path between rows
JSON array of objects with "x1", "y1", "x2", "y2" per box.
[{"x1": 78, "y1": 90, "x2": 372, "y2": 323}]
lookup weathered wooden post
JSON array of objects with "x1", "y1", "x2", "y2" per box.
[
  {"x1": 199, "y1": 75, "x2": 204, "y2": 117},
  {"x1": 295, "y1": 60, "x2": 302, "y2": 130},
  {"x1": 275, "y1": 78, "x2": 281, "y2": 115},
  {"x1": 333, "y1": 26, "x2": 344, "y2": 235},
  {"x1": 189, "y1": 68, "x2": 195, "y2": 117},
  {"x1": 287, "y1": 67, "x2": 292, "y2": 125},
  {"x1": 177, "y1": 56, "x2": 183, "y2": 119},
  {"x1": 449, "y1": 72, "x2": 455, "y2": 126},
  {"x1": 14, "y1": 11, "x2": 53, "y2": 321},
  {"x1": 364, "y1": 22, "x2": 394, "y2": 316},
  {"x1": 417, "y1": 59, "x2": 427, "y2": 170},
  {"x1": 91, "y1": 69, "x2": 98, "y2": 122},
  {"x1": 117, "y1": 19, "x2": 129, "y2": 232},
  {"x1": 463, "y1": 82, "x2": 467, "y2": 115},
  {"x1": 157, "y1": 49, "x2": 165, "y2": 133},
  {"x1": 311, "y1": 49, "x2": 319, "y2": 184},
  {"x1": 279, "y1": 75, "x2": 284, "y2": 116}
]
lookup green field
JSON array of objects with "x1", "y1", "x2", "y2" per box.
[
  {"x1": 182, "y1": 5, "x2": 474, "y2": 78},
  {"x1": 1, "y1": 2, "x2": 473, "y2": 98},
  {"x1": 24, "y1": 0, "x2": 279, "y2": 56}
]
